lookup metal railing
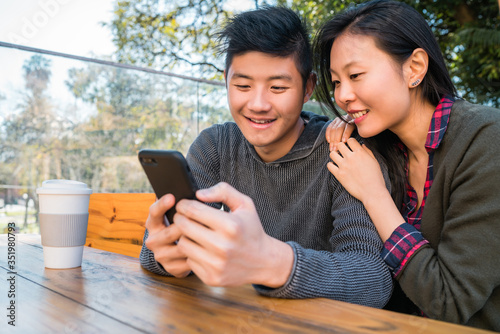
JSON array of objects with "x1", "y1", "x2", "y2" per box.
[{"x1": 0, "y1": 42, "x2": 323, "y2": 234}]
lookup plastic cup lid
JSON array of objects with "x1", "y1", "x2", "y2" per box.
[{"x1": 36, "y1": 179, "x2": 93, "y2": 195}]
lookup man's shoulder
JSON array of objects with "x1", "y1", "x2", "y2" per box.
[
  {"x1": 198, "y1": 122, "x2": 244, "y2": 140},
  {"x1": 192, "y1": 122, "x2": 246, "y2": 153},
  {"x1": 301, "y1": 110, "x2": 329, "y2": 124}
]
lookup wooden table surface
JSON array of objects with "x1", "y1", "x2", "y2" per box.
[{"x1": 0, "y1": 234, "x2": 494, "y2": 334}]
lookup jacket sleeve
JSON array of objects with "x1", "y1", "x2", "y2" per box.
[
  {"x1": 254, "y1": 164, "x2": 393, "y2": 308},
  {"x1": 396, "y1": 114, "x2": 500, "y2": 325}
]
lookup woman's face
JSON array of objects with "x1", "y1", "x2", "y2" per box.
[{"x1": 329, "y1": 33, "x2": 412, "y2": 138}]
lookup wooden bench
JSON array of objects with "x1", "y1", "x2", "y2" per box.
[{"x1": 86, "y1": 193, "x2": 155, "y2": 258}]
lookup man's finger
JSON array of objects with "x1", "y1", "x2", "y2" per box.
[
  {"x1": 145, "y1": 223, "x2": 182, "y2": 249},
  {"x1": 195, "y1": 182, "x2": 254, "y2": 213},
  {"x1": 146, "y1": 193, "x2": 176, "y2": 232}
]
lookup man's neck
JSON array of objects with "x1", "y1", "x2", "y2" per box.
[{"x1": 255, "y1": 117, "x2": 306, "y2": 163}]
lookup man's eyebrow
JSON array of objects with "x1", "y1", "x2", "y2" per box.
[
  {"x1": 231, "y1": 73, "x2": 252, "y2": 80},
  {"x1": 230, "y1": 73, "x2": 293, "y2": 81},
  {"x1": 268, "y1": 74, "x2": 293, "y2": 81}
]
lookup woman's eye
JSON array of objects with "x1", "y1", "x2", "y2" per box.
[
  {"x1": 350, "y1": 73, "x2": 361, "y2": 79},
  {"x1": 332, "y1": 80, "x2": 340, "y2": 87}
]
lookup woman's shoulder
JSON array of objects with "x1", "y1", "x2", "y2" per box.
[
  {"x1": 452, "y1": 99, "x2": 500, "y2": 122},
  {"x1": 448, "y1": 100, "x2": 500, "y2": 135}
]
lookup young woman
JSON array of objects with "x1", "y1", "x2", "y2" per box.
[{"x1": 313, "y1": 0, "x2": 500, "y2": 331}]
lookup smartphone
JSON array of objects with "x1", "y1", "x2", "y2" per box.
[{"x1": 138, "y1": 149, "x2": 198, "y2": 224}]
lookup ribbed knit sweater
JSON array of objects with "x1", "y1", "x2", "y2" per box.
[{"x1": 140, "y1": 111, "x2": 393, "y2": 308}]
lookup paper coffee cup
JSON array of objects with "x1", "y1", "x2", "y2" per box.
[{"x1": 36, "y1": 180, "x2": 92, "y2": 269}]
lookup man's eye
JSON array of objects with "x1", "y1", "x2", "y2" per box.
[
  {"x1": 235, "y1": 85, "x2": 250, "y2": 89},
  {"x1": 271, "y1": 86, "x2": 287, "y2": 91}
]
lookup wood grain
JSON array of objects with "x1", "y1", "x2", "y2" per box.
[
  {"x1": 85, "y1": 193, "x2": 155, "y2": 257},
  {"x1": 0, "y1": 235, "x2": 494, "y2": 334},
  {"x1": 0, "y1": 272, "x2": 141, "y2": 333}
]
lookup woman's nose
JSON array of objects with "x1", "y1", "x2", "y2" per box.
[{"x1": 335, "y1": 82, "x2": 355, "y2": 107}]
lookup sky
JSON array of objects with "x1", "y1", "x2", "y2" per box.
[
  {"x1": 0, "y1": 0, "x2": 256, "y2": 123},
  {"x1": 0, "y1": 0, "x2": 116, "y2": 57},
  {"x1": 0, "y1": 0, "x2": 117, "y2": 123},
  {"x1": 0, "y1": 0, "x2": 257, "y2": 59}
]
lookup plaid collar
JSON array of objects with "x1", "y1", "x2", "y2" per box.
[{"x1": 424, "y1": 95, "x2": 454, "y2": 153}]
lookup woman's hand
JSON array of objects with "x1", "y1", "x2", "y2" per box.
[
  {"x1": 325, "y1": 115, "x2": 356, "y2": 152},
  {"x1": 328, "y1": 138, "x2": 387, "y2": 204}
]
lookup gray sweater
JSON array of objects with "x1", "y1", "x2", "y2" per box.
[{"x1": 140, "y1": 111, "x2": 393, "y2": 308}]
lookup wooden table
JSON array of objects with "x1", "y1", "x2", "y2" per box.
[{"x1": 0, "y1": 234, "x2": 494, "y2": 333}]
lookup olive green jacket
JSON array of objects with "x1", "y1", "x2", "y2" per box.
[{"x1": 395, "y1": 100, "x2": 500, "y2": 331}]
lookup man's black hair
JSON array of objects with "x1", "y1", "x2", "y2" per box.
[{"x1": 216, "y1": 6, "x2": 312, "y2": 87}]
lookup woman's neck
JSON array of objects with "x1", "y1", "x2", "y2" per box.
[{"x1": 393, "y1": 98, "x2": 437, "y2": 162}]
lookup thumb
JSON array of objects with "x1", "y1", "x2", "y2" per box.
[{"x1": 196, "y1": 182, "x2": 254, "y2": 212}]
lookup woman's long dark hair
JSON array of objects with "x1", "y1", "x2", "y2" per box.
[{"x1": 312, "y1": 0, "x2": 457, "y2": 210}]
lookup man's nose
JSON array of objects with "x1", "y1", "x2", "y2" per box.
[{"x1": 247, "y1": 88, "x2": 272, "y2": 112}]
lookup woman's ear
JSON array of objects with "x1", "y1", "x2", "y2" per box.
[{"x1": 406, "y1": 48, "x2": 428, "y2": 89}]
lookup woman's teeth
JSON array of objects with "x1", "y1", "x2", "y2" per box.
[{"x1": 351, "y1": 110, "x2": 368, "y2": 119}]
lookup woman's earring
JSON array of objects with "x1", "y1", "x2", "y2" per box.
[{"x1": 411, "y1": 79, "x2": 421, "y2": 87}]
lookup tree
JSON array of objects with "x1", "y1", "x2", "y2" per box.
[
  {"x1": 1, "y1": 55, "x2": 59, "y2": 229},
  {"x1": 108, "y1": 0, "x2": 499, "y2": 106},
  {"x1": 64, "y1": 61, "x2": 229, "y2": 192}
]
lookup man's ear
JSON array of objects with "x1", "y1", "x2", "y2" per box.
[
  {"x1": 406, "y1": 48, "x2": 428, "y2": 89},
  {"x1": 303, "y1": 72, "x2": 317, "y2": 103}
]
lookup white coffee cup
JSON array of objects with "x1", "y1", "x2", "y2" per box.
[{"x1": 36, "y1": 180, "x2": 92, "y2": 269}]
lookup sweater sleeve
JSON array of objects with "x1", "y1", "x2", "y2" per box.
[
  {"x1": 254, "y1": 175, "x2": 393, "y2": 308},
  {"x1": 396, "y1": 114, "x2": 500, "y2": 327},
  {"x1": 139, "y1": 126, "x2": 222, "y2": 275}
]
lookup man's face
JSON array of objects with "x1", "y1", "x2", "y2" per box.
[{"x1": 225, "y1": 51, "x2": 314, "y2": 162}]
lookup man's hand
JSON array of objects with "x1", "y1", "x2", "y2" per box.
[
  {"x1": 174, "y1": 182, "x2": 294, "y2": 288},
  {"x1": 144, "y1": 194, "x2": 191, "y2": 277}
]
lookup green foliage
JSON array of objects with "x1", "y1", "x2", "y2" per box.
[
  {"x1": 400, "y1": 0, "x2": 500, "y2": 106},
  {"x1": 108, "y1": 0, "x2": 500, "y2": 106},
  {"x1": 64, "y1": 62, "x2": 228, "y2": 191},
  {"x1": 107, "y1": 0, "x2": 235, "y2": 80}
]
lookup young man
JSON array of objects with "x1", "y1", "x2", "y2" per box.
[{"x1": 140, "y1": 6, "x2": 392, "y2": 308}]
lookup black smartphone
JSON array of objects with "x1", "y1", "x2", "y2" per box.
[{"x1": 138, "y1": 149, "x2": 198, "y2": 224}]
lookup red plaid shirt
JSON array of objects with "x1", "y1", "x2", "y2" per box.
[{"x1": 381, "y1": 96, "x2": 454, "y2": 276}]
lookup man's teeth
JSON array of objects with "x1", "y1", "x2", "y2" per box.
[
  {"x1": 251, "y1": 119, "x2": 273, "y2": 124},
  {"x1": 351, "y1": 110, "x2": 368, "y2": 119}
]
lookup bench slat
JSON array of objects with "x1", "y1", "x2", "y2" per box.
[{"x1": 86, "y1": 193, "x2": 155, "y2": 258}]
